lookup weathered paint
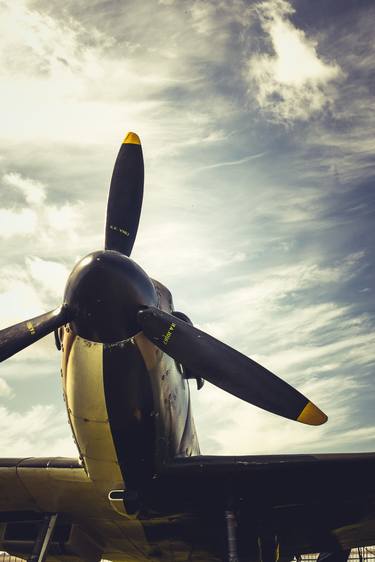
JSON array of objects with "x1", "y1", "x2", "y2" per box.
[{"x1": 61, "y1": 277, "x2": 200, "y2": 509}]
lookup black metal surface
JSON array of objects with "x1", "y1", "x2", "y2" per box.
[
  {"x1": 103, "y1": 339, "x2": 156, "y2": 490},
  {"x1": 170, "y1": 311, "x2": 204, "y2": 389},
  {"x1": 137, "y1": 307, "x2": 321, "y2": 423},
  {"x1": 105, "y1": 140, "x2": 144, "y2": 256},
  {"x1": 161, "y1": 452, "x2": 375, "y2": 471},
  {"x1": 0, "y1": 512, "x2": 45, "y2": 522},
  {"x1": 137, "y1": 453, "x2": 375, "y2": 558},
  {"x1": 144, "y1": 453, "x2": 375, "y2": 512},
  {"x1": 0, "y1": 458, "x2": 82, "y2": 468},
  {"x1": 0, "y1": 307, "x2": 70, "y2": 363},
  {"x1": 64, "y1": 250, "x2": 157, "y2": 342}
]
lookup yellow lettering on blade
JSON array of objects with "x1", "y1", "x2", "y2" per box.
[
  {"x1": 27, "y1": 321, "x2": 36, "y2": 335},
  {"x1": 163, "y1": 323, "x2": 176, "y2": 345},
  {"x1": 109, "y1": 224, "x2": 130, "y2": 237}
]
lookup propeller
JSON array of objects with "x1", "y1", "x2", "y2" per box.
[
  {"x1": 0, "y1": 130, "x2": 327, "y2": 426},
  {"x1": 105, "y1": 132, "x2": 144, "y2": 256},
  {"x1": 0, "y1": 306, "x2": 71, "y2": 362},
  {"x1": 138, "y1": 307, "x2": 327, "y2": 426},
  {"x1": 0, "y1": 132, "x2": 144, "y2": 363}
]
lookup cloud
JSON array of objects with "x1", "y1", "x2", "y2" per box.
[
  {"x1": 248, "y1": 0, "x2": 343, "y2": 121},
  {"x1": 0, "y1": 170, "x2": 88, "y2": 367},
  {"x1": 190, "y1": 372, "x2": 373, "y2": 456},
  {"x1": 0, "y1": 208, "x2": 37, "y2": 238},
  {"x1": 26, "y1": 256, "x2": 70, "y2": 299},
  {"x1": 0, "y1": 257, "x2": 69, "y2": 341},
  {"x1": 3, "y1": 172, "x2": 46, "y2": 206},
  {"x1": 187, "y1": 246, "x2": 375, "y2": 455},
  {"x1": 196, "y1": 151, "x2": 266, "y2": 172},
  {"x1": 0, "y1": 378, "x2": 13, "y2": 398},
  {"x1": 0, "y1": 276, "x2": 47, "y2": 327},
  {"x1": 44, "y1": 203, "x2": 82, "y2": 233},
  {"x1": 288, "y1": 5, "x2": 375, "y2": 189},
  {"x1": 0, "y1": 0, "x2": 241, "y2": 148},
  {"x1": 0, "y1": 404, "x2": 78, "y2": 456},
  {"x1": 190, "y1": 1, "x2": 219, "y2": 35},
  {"x1": 0, "y1": 171, "x2": 83, "y2": 255}
]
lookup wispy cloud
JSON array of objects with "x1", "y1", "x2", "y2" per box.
[
  {"x1": 0, "y1": 171, "x2": 83, "y2": 259},
  {"x1": 3, "y1": 172, "x2": 46, "y2": 205},
  {"x1": 248, "y1": 0, "x2": 343, "y2": 122},
  {"x1": 0, "y1": 405, "x2": 78, "y2": 456},
  {"x1": 196, "y1": 152, "x2": 266, "y2": 171},
  {"x1": 187, "y1": 247, "x2": 375, "y2": 455},
  {"x1": 191, "y1": 372, "x2": 373, "y2": 456},
  {"x1": 0, "y1": 378, "x2": 13, "y2": 399},
  {"x1": 0, "y1": 257, "x2": 70, "y2": 352},
  {"x1": 0, "y1": 208, "x2": 37, "y2": 238}
]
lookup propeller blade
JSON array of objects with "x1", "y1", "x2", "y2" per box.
[
  {"x1": 138, "y1": 307, "x2": 327, "y2": 426},
  {"x1": 0, "y1": 306, "x2": 71, "y2": 362},
  {"x1": 105, "y1": 132, "x2": 144, "y2": 256}
]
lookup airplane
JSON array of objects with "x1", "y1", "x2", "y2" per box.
[{"x1": 0, "y1": 132, "x2": 374, "y2": 562}]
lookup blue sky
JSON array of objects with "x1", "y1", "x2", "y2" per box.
[{"x1": 0, "y1": 0, "x2": 374, "y2": 457}]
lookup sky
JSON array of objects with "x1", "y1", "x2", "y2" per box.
[{"x1": 0, "y1": 0, "x2": 374, "y2": 458}]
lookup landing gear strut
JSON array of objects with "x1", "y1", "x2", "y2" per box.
[
  {"x1": 257, "y1": 532, "x2": 280, "y2": 562},
  {"x1": 225, "y1": 510, "x2": 239, "y2": 562},
  {"x1": 28, "y1": 513, "x2": 58, "y2": 562}
]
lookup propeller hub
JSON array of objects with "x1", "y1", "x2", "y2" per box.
[{"x1": 64, "y1": 251, "x2": 157, "y2": 343}]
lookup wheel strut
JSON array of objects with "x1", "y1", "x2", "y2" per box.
[
  {"x1": 257, "y1": 532, "x2": 280, "y2": 562},
  {"x1": 225, "y1": 510, "x2": 239, "y2": 562},
  {"x1": 28, "y1": 513, "x2": 58, "y2": 562}
]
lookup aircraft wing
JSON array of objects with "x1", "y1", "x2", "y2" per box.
[
  {"x1": 147, "y1": 452, "x2": 375, "y2": 556},
  {"x1": 1, "y1": 454, "x2": 375, "y2": 562},
  {"x1": 0, "y1": 458, "x2": 156, "y2": 562}
]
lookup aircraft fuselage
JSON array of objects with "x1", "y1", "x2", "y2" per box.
[{"x1": 60, "y1": 251, "x2": 200, "y2": 507}]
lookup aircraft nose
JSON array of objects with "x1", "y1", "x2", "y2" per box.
[{"x1": 64, "y1": 250, "x2": 157, "y2": 343}]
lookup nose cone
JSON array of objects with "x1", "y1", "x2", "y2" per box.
[{"x1": 64, "y1": 251, "x2": 157, "y2": 343}]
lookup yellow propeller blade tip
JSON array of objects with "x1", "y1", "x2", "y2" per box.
[
  {"x1": 123, "y1": 132, "x2": 141, "y2": 145},
  {"x1": 297, "y1": 401, "x2": 328, "y2": 426}
]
